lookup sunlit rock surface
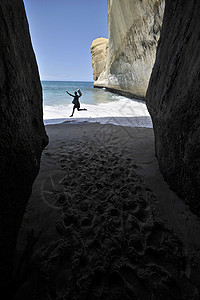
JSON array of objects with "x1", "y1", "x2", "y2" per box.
[
  {"x1": 146, "y1": 0, "x2": 200, "y2": 215},
  {"x1": 91, "y1": 38, "x2": 108, "y2": 82},
  {"x1": 92, "y1": 0, "x2": 164, "y2": 100},
  {"x1": 0, "y1": 0, "x2": 48, "y2": 291}
]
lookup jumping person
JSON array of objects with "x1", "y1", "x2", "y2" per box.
[{"x1": 66, "y1": 89, "x2": 87, "y2": 117}]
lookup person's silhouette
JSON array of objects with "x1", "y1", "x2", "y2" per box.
[{"x1": 66, "y1": 90, "x2": 87, "y2": 117}]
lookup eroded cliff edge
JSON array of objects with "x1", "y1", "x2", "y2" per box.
[
  {"x1": 0, "y1": 0, "x2": 48, "y2": 291},
  {"x1": 146, "y1": 0, "x2": 200, "y2": 215},
  {"x1": 91, "y1": 0, "x2": 165, "y2": 100},
  {"x1": 91, "y1": 38, "x2": 108, "y2": 82}
]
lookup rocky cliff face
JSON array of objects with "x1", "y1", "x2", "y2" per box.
[
  {"x1": 91, "y1": 38, "x2": 108, "y2": 81},
  {"x1": 0, "y1": 0, "x2": 48, "y2": 291},
  {"x1": 146, "y1": 0, "x2": 200, "y2": 214},
  {"x1": 91, "y1": 0, "x2": 165, "y2": 100}
]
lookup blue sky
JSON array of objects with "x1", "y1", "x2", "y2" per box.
[{"x1": 23, "y1": 0, "x2": 108, "y2": 81}]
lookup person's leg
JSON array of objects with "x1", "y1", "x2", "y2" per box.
[
  {"x1": 77, "y1": 108, "x2": 87, "y2": 111},
  {"x1": 70, "y1": 106, "x2": 75, "y2": 117}
]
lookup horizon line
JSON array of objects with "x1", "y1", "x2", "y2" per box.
[{"x1": 41, "y1": 80, "x2": 94, "y2": 83}]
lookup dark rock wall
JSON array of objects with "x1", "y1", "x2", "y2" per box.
[
  {"x1": 0, "y1": 0, "x2": 48, "y2": 290},
  {"x1": 146, "y1": 0, "x2": 200, "y2": 214}
]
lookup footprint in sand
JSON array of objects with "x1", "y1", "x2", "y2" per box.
[
  {"x1": 134, "y1": 205, "x2": 150, "y2": 223},
  {"x1": 79, "y1": 200, "x2": 89, "y2": 213},
  {"x1": 81, "y1": 217, "x2": 92, "y2": 228},
  {"x1": 124, "y1": 214, "x2": 141, "y2": 235},
  {"x1": 63, "y1": 213, "x2": 78, "y2": 227},
  {"x1": 35, "y1": 142, "x2": 199, "y2": 299}
]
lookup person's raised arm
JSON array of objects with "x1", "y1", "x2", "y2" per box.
[
  {"x1": 78, "y1": 89, "x2": 82, "y2": 98},
  {"x1": 66, "y1": 91, "x2": 74, "y2": 97}
]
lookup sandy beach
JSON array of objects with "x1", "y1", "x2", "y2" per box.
[{"x1": 13, "y1": 122, "x2": 200, "y2": 299}]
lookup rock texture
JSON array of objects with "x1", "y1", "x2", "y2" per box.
[
  {"x1": 91, "y1": 38, "x2": 108, "y2": 82},
  {"x1": 146, "y1": 0, "x2": 200, "y2": 214},
  {"x1": 91, "y1": 0, "x2": 165, "y2": 100},
  {"x1": 0, "y1": 0, "x2": 48, "y2": 291}
]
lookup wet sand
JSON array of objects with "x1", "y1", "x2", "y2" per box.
[{"x1": 14, "y1": 122, "x2": 200, "y2": 299}]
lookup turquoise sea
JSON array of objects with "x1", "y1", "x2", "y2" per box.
[
  {"x1": 42, "y1": 81, "x2": 152, "y2": 128},
  {"x1": 42, "y1": 81, "x2": 118, "y2": 106}
]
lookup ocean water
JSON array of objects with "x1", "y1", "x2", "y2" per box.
[{"x1": 42, "y1": 81, "x2": 152, "y2": 128}]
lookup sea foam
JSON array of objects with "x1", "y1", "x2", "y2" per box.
[{"x1": 44, "y1": 97, "x2": 153, "y2": 128}]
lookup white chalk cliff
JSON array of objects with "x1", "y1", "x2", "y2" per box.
[
  {"x1": 91, "y1": 38, "x2": 108, "y2": 82},
  {"x1": 91, "y1": 0, "x2": 165, "y2": 99}
]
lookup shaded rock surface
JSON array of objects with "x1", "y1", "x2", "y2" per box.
[
  {"x1": 146, "y1": 0, "x2": 200, "y2": 215},
  {"x1": 0, "y1": 0, "x2": 48, "y2": 291},
  {"x1": 92, "y1": 0, "x2": 164, "y2": 100},
  {"x1": 91, "y1": 38, "x2": 108, "y2": 82}
]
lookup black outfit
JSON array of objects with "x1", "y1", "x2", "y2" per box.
[{"x1": 72, "y1": 95, "x2": 80, "y2": 109}]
